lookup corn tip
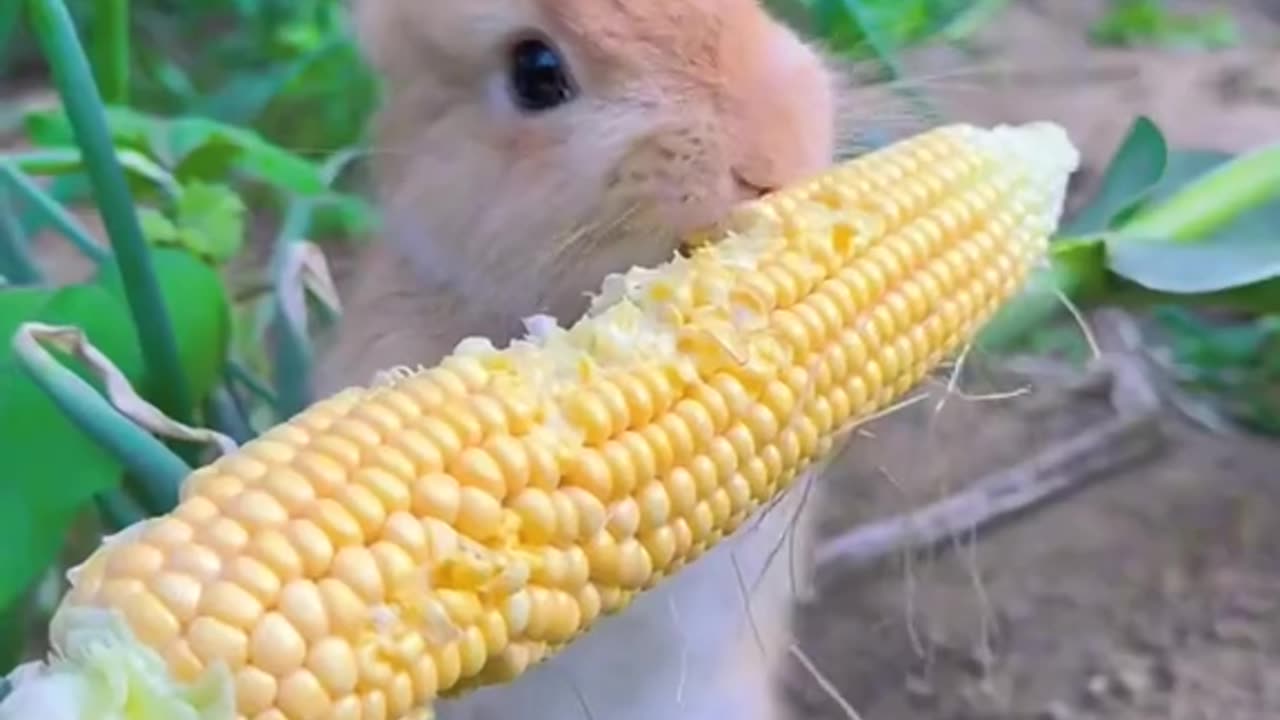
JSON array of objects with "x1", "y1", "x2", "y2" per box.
[{"x1": 1, "y1": 606, "x2": 234, "y2": 720}]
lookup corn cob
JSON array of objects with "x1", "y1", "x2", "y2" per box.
[{"x1": 4, "y1": 122, "x2": 1078, "y2": 720}]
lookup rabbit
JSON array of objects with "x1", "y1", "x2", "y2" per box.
[
  {"x1": 315, "y1": 1, "x2": 856, "y2": 718},
  {"x1": 315, "y1": 0, "x2": 840, "y2": 394}
]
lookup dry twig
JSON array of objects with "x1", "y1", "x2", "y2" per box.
[{"x1": 812, "y1": 310, "x2": 1165, "y2": 583}]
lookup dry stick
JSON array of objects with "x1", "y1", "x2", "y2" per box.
[
  {"x1": 813, "y1": 383, "x2": 1160, "y2": 578},
  {"x1": 810, "y1": 324, "x2": 1164, "y2": 582},
  {"x1": 787, "y1": 644, "x2": 866, "y2": 720}
]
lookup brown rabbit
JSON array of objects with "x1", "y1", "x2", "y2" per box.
[
  {"x1": 317, "y1": 1, "x2": 847, "y2": 718},
  {"x1": 315, "y1": 0, "x2": 839, "y2": 394}
]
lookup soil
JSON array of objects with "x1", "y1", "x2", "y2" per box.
[
  {"x1": 780, "y1": 358, "x2": 1280, "y2": 720},
  {"x1": 776, "y1": 2, "x2": 1280, "y2": 719}
]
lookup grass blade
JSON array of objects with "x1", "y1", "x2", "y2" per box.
[{"x1": 27, "y1": 0, "x2": 193, "y2": 424}]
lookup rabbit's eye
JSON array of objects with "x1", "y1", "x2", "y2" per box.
[{"x1": 508, "y1": 36, "x2": 577, "y2": 112}]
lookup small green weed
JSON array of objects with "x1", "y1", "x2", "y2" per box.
[{"x1": 1154, "y1": 307, "x2": 1280, "y2": 434}]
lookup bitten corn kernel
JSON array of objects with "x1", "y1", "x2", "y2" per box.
[{"x1": 44, "y1": 122, "x2": 1078, "y2": 720}]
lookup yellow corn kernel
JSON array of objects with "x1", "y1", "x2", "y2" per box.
[{"x1": 49, "y1": 122, "x2": 1078, "y2": 720}]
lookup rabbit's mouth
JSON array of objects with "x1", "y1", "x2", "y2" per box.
[
  {"x1": 731, "y1": 169, "x2": 776, "y2": 200},
  {"x1": 674, "y1": 170, "x2": 777, "y2": 258}
]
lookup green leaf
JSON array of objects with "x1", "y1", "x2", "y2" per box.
[
  {"x1": 1152, "y1": 307, "x2": 1280, "y2": 436},
  {"x1": 810, "y1": 0, "x2": 969, "y2": 55},
  {"x1": 173, "y1": 182, "x2": 247, "y2": 263},
  {"x1": 138, "y1": 207, "x2": 180, "y2": 245},
  {"x1": 192, "y1": 41, "x2": 337, "y2": 130},
  {"x1": 1118, "y1": 142, "x2": 1280, "y2": 245},
  {"x1": 1104, "y1": 147, "x2": 1280, "y2": 299},
  {"x1": 24, "y1": 105, "x2": 164, "y2": 161},
  {"x1": 1160, "y1": 308, "x2": 1279, "y2": 367},
  {"x1": 1148, "y1": 150, "x2": 1235, "y2": 198},
  {"x1": 95, "y1": 247, "x2": 234, "y2": 404},
  {"x1": 309, "y1": 192, "x2": 379, "y2": 238},
  {"x1": 0, "y1": 247, "x2": 231, "y2": 612},
  {"x1": 22, "y1": 107, "x2": 328, "y2": 197},
  {"x1": 9, "y1": 149, "x2": 83, "y2": 176},
  {"x1": 167, "y1": 119, "x2": 237, "y2": 181},
  {"x1": 1050, "y1": 233, "x2": 1109, "y2": 293},
  {"x1": 168, "y1": 117, "x2": 327, "y2": 195},
  {"x1": 0, "y1": 578, "x2": 26, "y2": 674},
  {"x1": 1106, "y1": 230, "x2": 1280, "y2": 296},
  {"x1": 22, "y1": 107, "x2": 80, "y2": 146},
  {"x1": 13, "y1": 147, "x2": 178, "y2": 198},
  {"x1": 1063, "y1": 116, "x2": 1168, "y2": 234},
  {"x1": 0, "y1": 282, "x2": 142, "y2": 613},
  {"x1": 115, "y1": 148, "x2": 181, "y2": 198},
  {"x1": 0, "y1": 0, "x2": 21, "y2": 82}
]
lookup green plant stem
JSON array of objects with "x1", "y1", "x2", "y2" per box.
[
  {"x1": 0, "y1": 164, "x2": 110, "y2": 265},
  {"x1": 92, "y1": 0, "x2": 130, "y2": 105},
  {"x1": 11, "y1": 323, "x2": 187, "y2": 514},
  {"x1": 208, "y1": 384, "x2": 255, "y2": 444},
  {"x1": 28, "y1": 0, "x2": 193, "y2": 424},
  {"x1": 227, "y1": 360, "x2": 278, "y2": 407},
  {"x1": 978, "y1": 261, "x2": 1085, "y2": 351},
  {"x1": 93, "y1": 488, "x2": 146, "y2": 530},
  {"x1": 269, "y1": 149, "x2": 355, "y2": 419},
  {"x1": 1119, "y1": 142, "x2": 1280, "y2": 243},
  {"x1": 0, "y1": 187, "x2": 43, "y2": 285},
  {"x1": 271, "y1": 199, "x2": 317, "y2": 419}
]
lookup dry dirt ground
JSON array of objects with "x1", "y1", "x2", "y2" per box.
[{"x1": 776, "y1": 2, "x2": 1280, "y2": 719}]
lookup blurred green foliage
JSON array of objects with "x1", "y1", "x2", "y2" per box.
[
  {"x1": 1156, "y1": 307, "x2": 1280, "y2": 434},
  {"x1": 7, "y1": 0, "x2": 986, "y2": 153},
  {"x1": 776, "y1": 0, "x2": 974, "y2": 53},
  {"x1": 981, "y1": 115, "x2": 1280, "y2": 433},
  {"x1": 6, "y1": 0, "x2": 378, "y2": 152},
  {"x1": 1091, "y1": 0, "x2": 1240, "y2": 50}
]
